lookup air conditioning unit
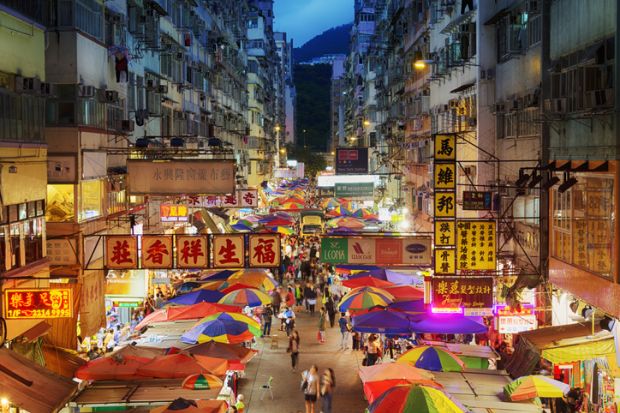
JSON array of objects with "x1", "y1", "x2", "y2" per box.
[
  {"x1": 552, "y1": 98, "x2": 567, "y2": 113},
  {"x1": 79, "y1": 85, "x2": 96, "y2": 97},
  {"x1": 157, "y1": 85, "x2": 168, "y2": 94},
  {"x1": 105, "y1": 90, "x2": 119, "y2": 103},
  {"x1": 175, "y1": 52, "x2": 185, "y2": 61},
  {"x1": 586, "y1": 89, "x2": 613, "y2": 108}
]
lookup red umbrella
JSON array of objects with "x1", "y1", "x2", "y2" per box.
[
  {"x1": 220, "y1": 283, "x2": 257, "y2": 294},
  {"x1": 136, "y1": 354, "x2": 219, "y2": 379},
  {"x1": 343, "y1": 276, "x2": 395, "y2": 289},
  {"x1": 136, "y1": 302, "x2": 241, "y2": 330},
  {"x1": 75, "y1": 355, "x2": 152, "y2": 381},
  {"x1": 185, "y1": 341, "x2": 258, "y2": 367},
  {"x1": 383, "y1": 285, "x2": 425, "y2": 301}
]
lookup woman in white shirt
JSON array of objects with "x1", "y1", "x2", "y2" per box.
[{"x1": 302, "y1": 364, "x2": 320, "y2": 413}]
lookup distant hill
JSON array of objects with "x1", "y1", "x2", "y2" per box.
[{"x1": 293, "y1": 23, "x2": 352, "y2": 63}]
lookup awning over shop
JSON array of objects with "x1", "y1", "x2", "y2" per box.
[
  {"x1": 506, "y1": 322, "x2": 613, "y2": 378},
  {"x1": 0, "y1": 348, "x2": 78, "y2": 413}
]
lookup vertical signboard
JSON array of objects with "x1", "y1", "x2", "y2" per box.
[{"x1": 456, "y1": 221, "x2": 496, "y2": 271}]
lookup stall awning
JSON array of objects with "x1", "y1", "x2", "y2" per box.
[
  {"x1": 0, "y1": 348, "x2": 78, "y2": 413},
  {"x1": 541, "y1": 337, "x2": 615, "y2": 364}
]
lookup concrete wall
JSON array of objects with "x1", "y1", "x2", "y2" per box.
[{"x1": 0, "y1": 9, "x2": 46, "y2": 80}]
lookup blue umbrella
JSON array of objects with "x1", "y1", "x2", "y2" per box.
[
  {"x1": 231, "y1": 223, "x2": 252, "y2": 232},
  {"x1": 199, "y1": 270, "x2": 236, "y2": 281},
  {"x1": 351, "y1": 309, "x2": 413, "y2": 334},
  {"x1": 166, "y1": 290, "x2": 224, "y2": 306},
  {"x1": 410, "y1": 313, "x2": 487, "y2": 334},
  {"x1": 388, "y1": 299, "x2": 425, "y2": 313},
  {"x1": 176, "y1": 282, "x2": 202, "y2": 293},
  {"x1": 349, "y1": 269, "x2": 389, "y2": 281}
]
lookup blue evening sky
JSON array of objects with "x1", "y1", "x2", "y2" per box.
[{"x1": 274, "y1": 0, "x2": 354, "y2": 46}]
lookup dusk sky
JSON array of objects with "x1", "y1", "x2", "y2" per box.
[{"x1": 274, "y1": 0, "x2": 354, "y2": 46}]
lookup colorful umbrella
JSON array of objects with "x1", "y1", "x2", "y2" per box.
[
  {"x1": 397, "y1": 346, "x2": 465, "y2": 372},
  {"x1": 231, "y1": 222, "x2": 252, "y2": 232},
  {"x1": 384, "y1": 285, "x2": 425, "y2": 301},
  {"x1": 176, "y1": 282, "x2": 202, "y2": 293},
  {"x1": 166, "y1": 290, "x2": 224, "y2": 306},
  {"x1": 150, "y1": 398, "x2": 228, "y2": 413},
  {"x1": 219, "y1": 282, "x2": 258, "y2": 294},
  {"x1": 342, "y1": 276, "x2": 395, "y2": 289},
  {"x1": 135, "y1": 302, "x2": 239, "y2": 330},
  {"x1": 359, "y1": 362, "x2": 436, "y2": 384},
  {"x1": 75, "y1": 355, "x2": 152, "y2": 381},
  {"x1": 503, "y1": 375, "x2": 570, "y2": 401},
  {"x1": 409, "y1": 313, "x2": 487, "y2": 334},
  {"x1": 182, "y1": 373, "x2": 223, "y2": 390},
  {"x1": 351, "y1": 309, "x2": 413, "y2": 334},
  {"x1": 270, "y1": 226, "x2": 294, "y2": 235},
  {"x1": 338, "y1": 289, "x2": 394, "y2": 312},
  {"x1": 136, "y1": 354, "x2": 217, "y2": 379},
  {"x1": 199, "y1": 270, "x2": 236, "y2": 281},
  {"x1": 219, "y1": 288, "x2": 272, "y2": 307},
  {"x1": 369, "y1": 384, "x2": 468, "y2": 413},
  {"x1": 181, "y1": 313, "x2": 261, "y2": 345}
]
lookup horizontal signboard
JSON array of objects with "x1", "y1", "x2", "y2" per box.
[
  {"x1": 127, "y1": 160, "x2": 235, "y2": 195},
  {"x1": 320, "y1": 236, "x2": 432, "y2": 266},
  {"x1": 463, "y1": 191, "x2": 493, "y2": 210},
  {"x1": 3, "y1": 288, "x2": 73, "y2": 319},
  {"x1": 334, "y1": 182, "x2": 374, "y2": 198},
  {"x1": 431, "y1": 277, "x2": 493, "y2": 311},
  {"x1": 335, "y1": 147, "x2": 369, "y2": 174}
]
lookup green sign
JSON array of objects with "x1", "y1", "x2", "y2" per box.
[
  {"x1": 320, "y1": 238, "x2": 348, "y2": 264},
  {"x1": 114, "y1": 301, "x2": 140, "y2": 308},
  {"x1": 334, "y1": 182, "x2": 374, "y2": 198}
]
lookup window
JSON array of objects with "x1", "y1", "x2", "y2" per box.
[
  {"x1": 79, "y1": 180, "x2": 103, "y2": 221},
  {"x1": 527, "y1": 14, "x2": 542, "y2": 46},
  {"x1": 46, "y1": 184, "x2": 75, "y2": 223},
  {"x1": 76, "y1": 0, "x2": 104, "y2": 41},
  {"x1": 0, "y1": 90, "x2": 45, "y2": 143},
  {"x1": 24, "y1": 218, "x2": 43, "y2": 265}
]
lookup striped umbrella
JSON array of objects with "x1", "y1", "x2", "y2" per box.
[
  {"x1": 504, "y1": 375, "x2": 570, "y2": 401},
  {"x1": 369, "y1": 384, "x2": 468, "y2": 413},
  {"x1": 338, "y1": 288, "x2": 394, "y2": 312},
  {"x1": 397, "y1": 346, "x2": 465, "y2": 372},
  {"x1": 181, "y1": 313, "x2": 261, "y2": 344},
  {"x1": 219, "y1": 288, "x2": 272, "y2": 307},
  {"x1": 181, "y1": 373, "x2": 224, "y2": 390}
]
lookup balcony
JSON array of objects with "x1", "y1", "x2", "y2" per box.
[{"x1": 0, "y1": 89, "x2": 46, "y2": 143}]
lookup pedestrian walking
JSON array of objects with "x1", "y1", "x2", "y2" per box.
[
  {"x1": 325, "y1": 293, "x2": 336, "y2": 327},
  {"x1": 338, "y1": 313, "x2": 351, "y2": 350},
  {"x1": 262, "y1": 304, "x2": 273, "y2": 336},
  {"x1": 288, "y1": 330, "x2": 300, "y2": 371},
  {"x1": 365, "y1": 334, "x2": 381, "y2": 366},
  {"x1": 318, "y1": 308, "x2": 327, "y2": 343},
  {"x1": 301, "y1": 364, "x2": 320, "y2": 413},
  {"x1": 306, "y1": 285, "x2": 317, "y2": 315},
  {"x1": 352, "y1": 331, "x2": 361, "y2": 351},
  {"x1": 320, "y1": 368, "x2": 335, "y2": 413},
  {"x1": 271, "y1": 288, "x2": 282, "y2": 314}
]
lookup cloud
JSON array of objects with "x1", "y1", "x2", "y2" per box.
[{"x1": 274, "y1": 0, "x2": 353, "y2": 45}]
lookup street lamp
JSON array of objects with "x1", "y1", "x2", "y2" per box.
[
  {"x1": 413, "y1": 59, "x2": 434, "y2": 70},
  {"x1": 363, "y1": 120, "x2": 371, "y2": 127}
]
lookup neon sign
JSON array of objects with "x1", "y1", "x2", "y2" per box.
[{"x1": 3, "y1": 288, "x2": 73, "y2": 319}]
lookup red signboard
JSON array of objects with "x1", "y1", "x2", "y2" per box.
[
  {"x1": 431, "y1": 277, "x2": 494, "y2": 311},
  {"x1": 375, "y1": 238, "x2": 403, "y2": 265},
  {"x1": 176, "y1": 236, "x2": 209, "y2": 268},
  {"x1": 248, "y1": 234, "x2": 281, "y2": 268},
  {"x1": 3, "y1": 288, "x2": 73, "y2": 319},
  {"x1": 106, "y1": 236, "x2": 138, "y2": 269},
  {"x1": 141, "y1": 236, "x2": 173, "y2": 269},
  {"x1": 212, "y1": 235, "x2": 245, "y2": 268}
]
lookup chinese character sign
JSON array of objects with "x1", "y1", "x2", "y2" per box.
[
  {"x1": 434, "y1": 134, "x2": 456, "y2": 161},
  {"x1": 248, "y1": 234, "x2": 281, "y2": 267},
  {"x1": 434, "y1": 193, "x2": 456, "y2": 218},
  {"x1": 456, "y1": 221, "x2": 497, "y2": 271},
  {"x1": 434, "y1": 164, "x2": 456, "y2": 190},
  {"x1": 238, "y1": 189, "x2": 259, "y2": 208},
  {"x1": 106, "y1": 236, "x2": 138, "y2": 269},
  {"x1": 141, "y1": 236, "x2": 173, "y2": 269},
  {"x1": 435, "y1": 248, "x2": 456, "y2": 275},
  {"x1": 177, "y1": 236, "x2": 209, "y2": 268},
  {"x1": 160, "y1": 204, "x2": 189, "y2": 222},
  {"x1": 435, "y1": 221, "x2": 456, "y2": 246},
  {"x1": 431, "y1": 277, "x2": 493, "y2": 310},
  {"x1": 212, "y1": 235, "x2": 245, "y2": 268},
  {"x1": 3, "y1": 288, "x2": 73, "y2": 319}
]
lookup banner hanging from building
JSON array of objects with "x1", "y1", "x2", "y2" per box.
[
  {"x1": 320, "y1": 236, "x2": 432, "y2": 266},
  {"x1": 335, "y1": 148, "x2": 369, "y2": 174},
  {"x1": 127, "y1": 159, "x2": 236, "y2": 195},
  {"x1": 431, "y1": 277, "x2": 494, "y2": 313},
  {"x1": 3, "y1": 288, "x2": 73, "y2": 319},
  {"x1": 456, "y1": 221, "x2": 496, "y2": 271}
]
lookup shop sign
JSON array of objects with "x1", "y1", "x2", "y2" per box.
[
  {"x1": 320, "y1": 238, "x2": 348, "y2": 264},
  {"x1": 127, "y1": 159, "x2": 235, "y2": 195},
  {"x1": 183, "y1": 189, "x2": 259, "y2": 209},
  {"x1": 248, "y1": 234, "x2": 281, "y2": 268},
  {"x1": 335, "y1": 147, "x2": 369, "y2": 174},
  {"x1": 434, "y1": 192, "x2": 456, "y2": 218},
  {"x1": 463, "y1": 191, "x2": 493, "y2": 210},
  {"x1": 3, "y1": 288, "x2": 73, "y2": 319},
  {"x1": 434, "y1": 164, "x2": 456, "y2": 190},
  {"x1": 401, "y1": 237, "x2": 432, "y2": 266},
  {"x1": 105, "y1": 270, "x2": 147, "y2": 297},
  {"x1": 212, "y1": 234, "x2": 245, "y2": 268},
  {"x1": 431, "y1": 277, "x2": 493, "y2": 311},
  {"x1": 434, "y1": 134, "x2": 457, "y2": 161},
  {"x1": 334, "y1": 182, "x2": 374, "y2": 198},
  {"x1": 347, "y1": 238, "x2": 376, "y2": 264},
  {"x1": 238, "y1": 189, "x2": 259, "y2": 208},
  {"x1": 177, "y1": 236, "x2": 209, "y2": 268},
  {"x1": 106, "y1": 236, "x2": 138, "y2": 269},
  {"x1": 435, "y1": 221, "x2": 456, "y2": 247},
  {"x1": 141, "y1": 236, "x2": 174, "y2": 269},
  {"x1": 160, "y1": 204, "x2": 189, "y2": 222},
  {"x1": 80, "y1": 270, "x2": 106, "y2": 336},
  {"x1": 496, "y1": 305, "x2": 538, "y2": 334},
  {"x1": 113, "y1": 301, "x2": 141, "y2": 308},
  {"x1": 435, "y1": 248, "x2": 456, "y2": 275},
  {"x1": 456, "y1": 221, "x2": 496, "y2": 271},
  {"x1": 376, "y1": 238, "x2": 403, "y2": 265}
]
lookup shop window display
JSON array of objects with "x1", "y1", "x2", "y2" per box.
[
  {"x1": 47, "y1": 184, "x2": 75, "y2": 222},
  {"x1": 79, "y1": 180, "x2": 103, "y2": 221}
]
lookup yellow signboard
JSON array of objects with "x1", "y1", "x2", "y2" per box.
[
  {"x1": 434, "y1": 134, "x2": 456, "y2": 161},
  {"x1": 434, "y1": 192, "x2": 456, "y2": 218},
  {"x1": 435, "y1": 221, "x2": 456, "y2": 246},
  {"x1": 434, "y1": 164, "x2": 456, "y2": 190},
  {"x1": 456, "y1": 221, "x2": 496, "y2": 271},
  {"x1": 435, "y1": 248, "x2": 456, "y2": 275}
]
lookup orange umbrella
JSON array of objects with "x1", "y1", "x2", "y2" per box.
[
  {"x1": 342, "y1": 276, "x2": 395, "y2": 289},
  {"x1": 359, "y1": 363, "x2": 441, "y2": 404},
  {"x1": 109, "y1": 345, "x2": 167, "y2": 359},
  {"x1": 135, "y1": 302, "x2": 241, "y2": 330},
  {"x1": 75, "y1": 355, "x2": 152, "y2": 381},
  {"x1": 136, "y1": 354, "x2": 223, "y2": 379}
]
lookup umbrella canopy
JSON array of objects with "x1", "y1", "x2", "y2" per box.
[
  {"x1": 231, "y1": 222, "x2": 252, "y2": 232},
  {"x1": 504, "y1": 375, "x2": 570, "y2": 401},
  {"x1": 75, "y1": 355, "x2": 151, "y2": 381},
  {"x1": 176, "y1": 282, "x2": 203, "y2": 293},
  {"x1": 410, "y1": 313, "x2": 487, "y2": 334},
  {"x1": 150, "y1": 398, "x2": 228, "y2": 413},
  {"x1": 109, "y1": 345, "x2": 167, "y2": 359},
  {"x1": 136, "y1": 354, "x2": 217, "y2": 379},
  {"x1": 166, "y1": 290, "x2": 224, "y2": 306},
  {"x1": 338, "y1": 288, "x2": 394, "y2": 312},
  {"x1": 200, "y1": 270, "x2": 236, "y2": 281},
  {"x1": 388, "y1": 300, "x2": 425, "y2": 314},
  {"x1": 349, "y1": 269, "x2": 388, "y2": 280},
  {"x1": 135, "y1": 302, "x2": 241, "y2": 330},
  {"x1": 270, "y1": 226, "x2": 294, "y2": 235},
  {"x1": 181, "y1": 313, "x2": 262, "y2": 345},
  {"x1": 181, "y1": 373, "x2": 223, "y2": 390},
  {"x1": 397, "y1": 346, "x2": 465, "y2": 372},
  {"x1": 185, "y1": 341, "x2": 257, "y2": 365},
  {"x1": 384, "y1": 285, "x2": 425, "y2": 301},
  {"x1": 219, "y1": 288, "x2": 272, "y2": 307},
  {"x1": 343, "y1": 276, "x2": 395, "y2": 289},
  {"x1": 369, "y1": 384, "x2": 468, "y2": 413},
  {"x1": 359, "y1": 362, "x2": 436, "y2": 384},
  {"x1": 352, "y1": 309, "x2": 413, "y2": 334},
  {"x1": 220, "y1": 282, "x2": 258, "y2": 294},
  {"x1": 227, "y1": 270, "x2": 278, "y2": 290},
  {"x1": 327, "y1": 216, "x2": 366, "y2": 229}
]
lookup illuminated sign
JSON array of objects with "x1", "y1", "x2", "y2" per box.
[
  {"x1": 431, "y1": 277, "x2": 494, "y2": 311},
  {"x1": 3, "y1": 288, "x2": 73, "y2": 319},
  {"x1": 335, "y1": 147, "x2": 369, "y2": 174},
  {"x1": 320, "y1": 236, "x2": 432, "y2": 266},
  {"x1": 160, "y1": 204, "x2": 189, "y2": 222},
  {"x1": 496, "y1": 305, "x2": 538, "y2": 334},
  {"x1": 456, "y1": 221, "x2": 496, "y2": 271}
]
